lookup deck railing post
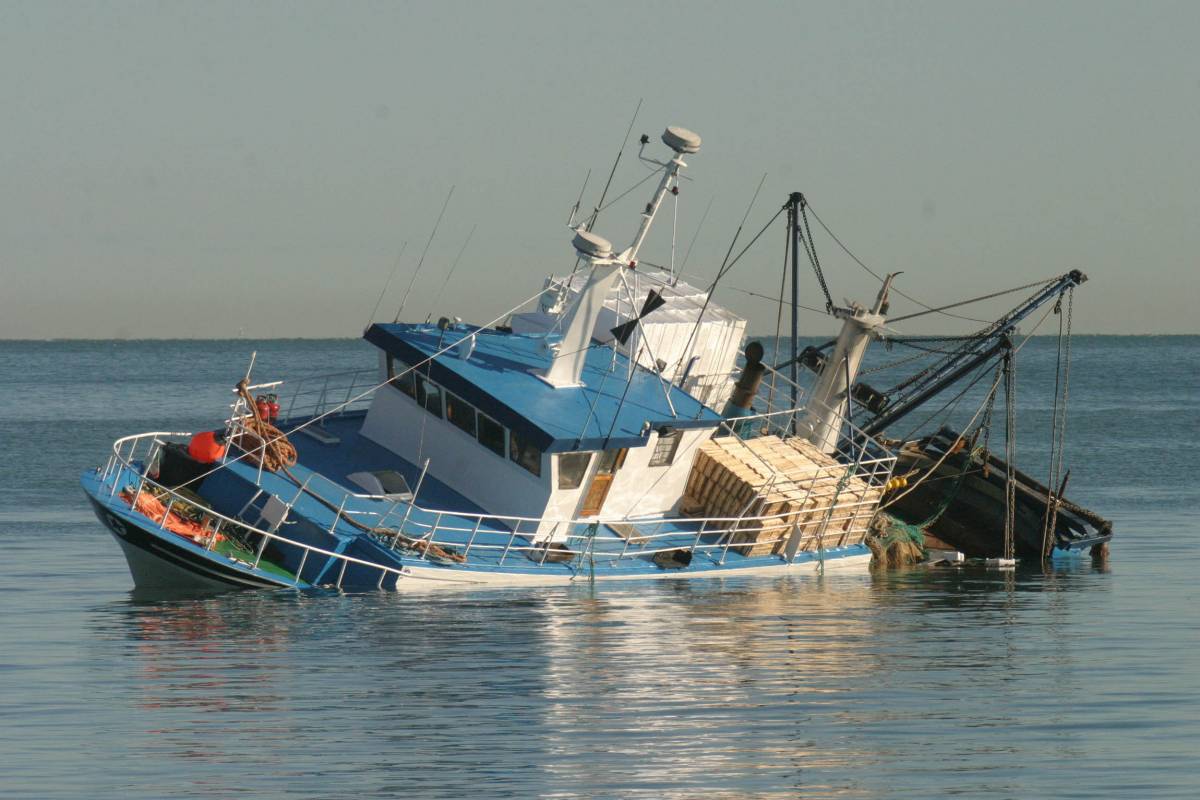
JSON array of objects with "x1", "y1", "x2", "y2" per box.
[
  {"x1": 317, "y1": 376, "x2": 330, "y2": 417},
  {"x1": 253, "y1": 530, "x2": 269, "y2": 568},
  {"x1": 393, "y1": 459, "x2": 430, "y2": 547},
  {"x1": 207, "y1": 519, "x2": 223, "y2": 551},
  {"x1": 428, "y1": 512, "x2": 443, "y2": 547},
  {"x1": 718, "y1": 521, "x2": 736, "y2": 565},
  {"x1": 295, "y1": 549, "x2": 309, "y2": 586},
  {"x1": 284, "y1": 385, "x2": 299, "y2": 424},
  {"x1": 255, "y1": 434, "x2": 267, "y2": 486},
  {"x1": 462, "y1": 518, "x2": 483, "y2": 558},
  {"x1": 689, "y1": 520, "x2": 709, "y2": 556},
  {"x1": 329, "y1": 496, "x2": 348, "y2": 533},
  {"x1": 617, "y1": 527, "x2": 632, "y2": 561},
  {"x1": 498, "y1": 521, "x2": 519, "y2": 566},
  {"x1": 378, "y1": 500, "x2": 401, "y2": 531}
]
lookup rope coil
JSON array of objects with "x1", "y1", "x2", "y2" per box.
[{"x1": 233, "y1": 380, "x2": 297, "y2": 473}]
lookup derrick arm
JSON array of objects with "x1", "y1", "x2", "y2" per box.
[{"x1": 858, "y1": 269, "x2": 1087, "y2": 438}]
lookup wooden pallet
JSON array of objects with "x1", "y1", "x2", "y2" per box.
[{"x1": 682, "y1": 435, "x2": 881, "y2": 556}]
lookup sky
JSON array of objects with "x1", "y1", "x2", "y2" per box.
[{"x1": 1, "y1": 1, "x2": 1196, "y2": 339}]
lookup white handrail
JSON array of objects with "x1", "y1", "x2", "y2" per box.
[
  {"x1": 105, "y1": 427, "x2": 893, "y2": 534},
  {"x1": 100, "y1": 412, "x2": 893, "y2": 573}
]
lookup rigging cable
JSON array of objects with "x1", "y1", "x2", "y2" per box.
[
  {"x1": 887, "y1": 276, "x2": 1062, "y2": 324},
  {"x1": 721, "y1": 285, "x2": 836, "y2": 316},
  {"x1": 879, "y1": 279, "x2": 1063, "y2": 398},
  {"x1": 880, "y1": 311, "x2": 1057, "y2": 513},
  {"x1": 895, "y1": 359, "x2": 995, "y2": 443},
  {"x1": 1041, "y1": 286, "x2": 1074, "y2": 558},
  {"x1": 797, "y1": 197, "x2": 834, "y2": 312},
  {"x1": 1003, "y1": 349, "x2": 1017, "y2": 561},
  {"x1": 880, "y1": 367, "x2": 1003, "y2": 511},
  {"x1": 665, "y1": 177, "x2": 775, "y2": 390},
  {"x1": 803, "y1": 202, "x2": 993, "y2": 324}
]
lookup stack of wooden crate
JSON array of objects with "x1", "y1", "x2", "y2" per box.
[{"x1": 682, "y1": 435, "x2": 883, "y2": 557}]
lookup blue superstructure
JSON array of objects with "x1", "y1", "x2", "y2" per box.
[{"x1": 365, "y1": 323, "x2": 721, "y2": 452}]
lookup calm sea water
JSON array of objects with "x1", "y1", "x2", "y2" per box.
[{"x1": 0, "y1": 336, "x2": 1196, "y2": 799}]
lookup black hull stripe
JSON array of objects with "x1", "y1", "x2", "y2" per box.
[{"x1": 87, "y1": 497, "x2": 291, "y2": 590}]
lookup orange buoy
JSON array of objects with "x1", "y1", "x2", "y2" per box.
[{"x1": 187, "y1": 430, "x2": 227, "y2": 464}]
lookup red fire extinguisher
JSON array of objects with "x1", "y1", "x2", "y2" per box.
[
  {"x1": 255, "y1": 394, "x2": 271, "y2": 422},
  {"x1": 267, "y1": 394, "x2": 281, "y2": 423}
]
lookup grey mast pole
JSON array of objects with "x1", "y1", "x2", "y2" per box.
[{"x1": 788, "y1": 192, "x2": 803, "y2": 432}]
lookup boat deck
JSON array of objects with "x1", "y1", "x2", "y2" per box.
[{"x1": 213, "y1": 413, "x2": 824, "y2": 577}]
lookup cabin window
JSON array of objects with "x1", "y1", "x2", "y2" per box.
[
  {"x1": 557, "y1": 452, "x2": 592, "y2": 490},
  {"x1": 389, "y1": 357, "x2": 417, "y2": 400},
  {"x1": 478, "y1": 413, "x2": 507, "y2": 459},
  {"x1": 445, "y1": 392, "x2": 477, "y2": 438},
  {"x1": 649, "y1": 429, "x2": 683, "y2": 467},
  {"x1": 415, "y1": 377, "x2": 443, "y2": 418},
  {"x1": 509, "y1": 430, "x2": 542, "y2": 477}
]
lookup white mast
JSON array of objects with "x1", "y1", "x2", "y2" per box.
[
  {"x1": 800, "y1": 274, "x2": 896, "y2": 453},
  {"x1": 539, "y1": 127, "x2": 701, "y2": 389}
]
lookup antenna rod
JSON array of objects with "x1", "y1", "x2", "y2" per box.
[
  {"x1": 568, "y1": 169, "x2": 592, "y2": 228},
  {"x1": 426, "y1": 225, "x2": 477, "y2": 322},
  {"x1": 586, "y1": 98, "x2": 642, "y2": 229},
  {"x1": 365, "y1": 240, "x2": 408, "y2": 331},
  {"x1": 395, "y1": 185, "x2": 455, "y2": 322}
]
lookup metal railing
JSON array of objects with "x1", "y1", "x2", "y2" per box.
[
  {"x1": 99, "y1": 432, "x2": 418, "y2": 590},
  {"x1": 279, "y1": 368, "x2": 378, "y2": 425},
  {"x1": 96, "y1": 400, "x2": 895, "y2": 583}
]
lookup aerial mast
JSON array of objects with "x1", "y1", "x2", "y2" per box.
[
  {"x1": 787, "y1": 192, "x2": 803, "y2": 426},
  {"x1": 540, "y1": 127, "x2": 701, "y2": 388}
]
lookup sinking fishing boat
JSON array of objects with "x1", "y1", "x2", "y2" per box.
[{"x1": 80, "y1": 125, "x2": 900, "y2": 590}]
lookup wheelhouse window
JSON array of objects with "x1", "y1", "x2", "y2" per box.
[
  {"x1": 477, "y1": 413, "x2": 507, "y2": 459},
  {"x1": 384, "y1": 358, "x2": 527, "y2": 467},
  {"x1": 388, "y1": 357, "x2": 417, "y2": 400},
  {"x1": 509, "y1": 430, "x2": 542, "y2": 477},
  {"x1": 649, "y1": 429, "x2": 683, "y2": 467},
  {"x1": 445, "y1": 392, "x2": 477, "y2": 438},
  {"x1": 557, "y1": 452, "x2": 592, "y2": 490},
  {"x1": 415, "y1": 377, "x2": 443, "y2": 418}
]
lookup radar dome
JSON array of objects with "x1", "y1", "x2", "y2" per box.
[
  {"x1": 572, "y1": 230, "x2": 614, "y2": 259},
  {"x1": 662, "y1": 126, "x2": 701, "y2": 154}
]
